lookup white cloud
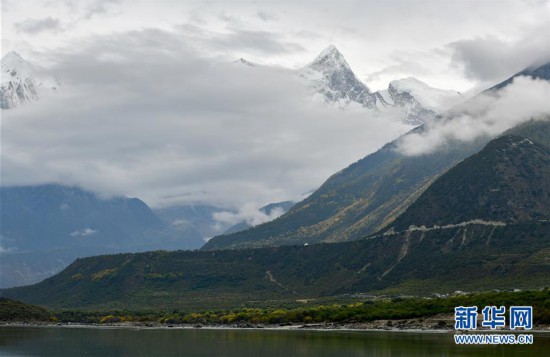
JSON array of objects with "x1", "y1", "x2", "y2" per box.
[
  {"x1": 213, "y1": 202, "x2": 285, "y2": 227},
  {"x1": 396, "y1": 76, "x2": 550, "y2": 156},
  {"x1": 70, "y1": 228, "x2": 98, "y2": 237},
  {"x1": 1, "y1": 30, "x2": 409, "y2": 209}
]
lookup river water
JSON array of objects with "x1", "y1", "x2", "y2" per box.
[{"x1": 1, "y1": 326, "x2": 549, "y2": 356}]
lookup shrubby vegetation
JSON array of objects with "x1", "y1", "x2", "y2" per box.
[{"x1": 52, "y1": 290, "x2": 550, "y2": 326}]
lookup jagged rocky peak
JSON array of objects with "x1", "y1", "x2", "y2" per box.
[
  {"x1": 1, "y1": 51, "x2": 39, "y2": 86},
  {"x1": 1, "y1": 51, "x2": 59, "y2": 109},
  {"x1": 301, "y1": 45, "x2": 376, "y2": 108}
]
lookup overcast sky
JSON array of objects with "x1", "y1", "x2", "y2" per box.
[
  {"x1": 3, "y1": 0, "x2": 549, "y2": 91},
  {"x1": 1, "y1": 0, "x2": 550, "y2": 217}
]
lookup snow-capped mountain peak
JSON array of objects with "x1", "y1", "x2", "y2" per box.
[
  {"x1": 0, "y1": 51, "x2": 59, "y2": 109},
  {"x1": 300, "y1": 45, "x2": 375, "y2": 108},
  {"x1": 1, "y1": 51, "x2": 35, "y2": 84},
  {"x1": 387, "y1": 77, "x2": 463, "y2": 112},
  {"x1": 308, "y1": 44, "x2": 352, "y2": 72}
]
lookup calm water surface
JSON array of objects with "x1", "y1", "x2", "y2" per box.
[{"x1": 1, "y1": 326, "x2": 548, "y2": 356}]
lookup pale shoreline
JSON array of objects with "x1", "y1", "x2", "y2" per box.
[{"x1": 2, "y1": 320, "x2": 550, "y2": 334}]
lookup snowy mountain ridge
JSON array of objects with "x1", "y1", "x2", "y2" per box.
[
  {"x1": 2, "y1": 47, "x2": 464, "y2": 122},
  {"x1": 297, "y1": 45, "x2": 464, "y2": 125},
  {"x1": 385, "y1": 77, "x2": 463, "y2": 112}
]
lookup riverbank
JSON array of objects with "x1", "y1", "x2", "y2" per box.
[
  {"x1": 3, "y1": 314, "x2": 550, "y2": 332},
  {"x1": 4, "y1": 290, "x2": 550, "y2": 333}
]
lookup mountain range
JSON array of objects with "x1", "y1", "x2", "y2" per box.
[
  {"x1": 202, "y1": 59, "x2": 550, "y2": 251},
  {"x1": 0, "y1": 185, "x2": 294, "y2": 288},
  {"x1": 3, "y1": 126, "x2": 548, "y2": 309},
  {"x1": 1, "y1": 48, "x2": 549, "y2": 309},
  {"x1": 0, "y1": 185, "x2": 204, "y2": 288}
]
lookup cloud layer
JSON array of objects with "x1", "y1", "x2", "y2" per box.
[
  {"x1": 213, "y1": 202, "x2": 286, "y2": 227},
  {"x1": 1, "y1": 30, "x2": 409, "y2": 209},
  {"x1": 397, "y1": 76, "x2": 550, "y2": 156}
]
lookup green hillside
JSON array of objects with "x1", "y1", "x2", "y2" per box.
[
  {"x1": 0, "y1": 297, "x2": 53, "y2": 322},
  {"x1": 504, "y1": 118, "x2": 550, "y2": 148},
  {"x1": 2, "y1": 221, "x2": 549, "y2": 310},
  {"x1": 389, "y1": 135, "x2": 550, "y2": 231},
  {"x1": 203, "y1": 128, "x2": 486, "y2": 250}
]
